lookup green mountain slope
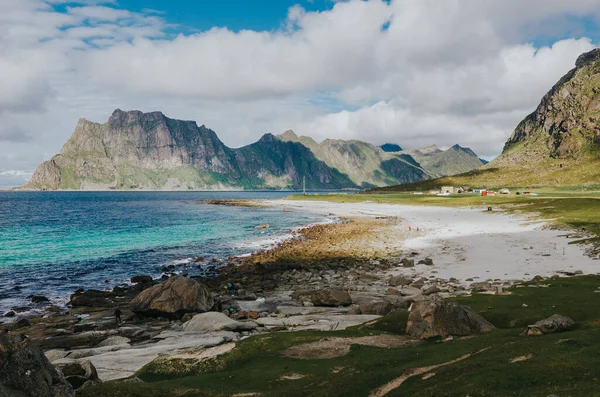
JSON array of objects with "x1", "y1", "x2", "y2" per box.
[{"x1": 277, "y1": 131, "x2": 429, "y2": 188}]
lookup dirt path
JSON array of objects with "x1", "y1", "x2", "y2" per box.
[{"x1": 369, "y1": 348, "x2": 491, "y2": 397}]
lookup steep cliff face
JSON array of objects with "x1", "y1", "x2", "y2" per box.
[
  {"x1": 25, "y1": 110, "x2": 358, "y2": 190},
  {"x1": 277, "y1": 131, "x2": 429, "y2": 188},
  {"x1": 482, "y1": 48, "x2": 600, "y2": 185}
]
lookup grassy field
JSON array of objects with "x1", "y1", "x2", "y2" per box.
[{"x1": 81, "y1": 276, "x2": 600, "y2": 397}]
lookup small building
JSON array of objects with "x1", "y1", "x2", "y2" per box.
[
  {"x1": 440, "y1": 186, "x2": 455, "y2": 194},
  {"x1": 473, "y1": 188, "x2": 486, "y2": 194},
  {"x1": 499, "y1": 188, "x2": 510, "y2": 194}
]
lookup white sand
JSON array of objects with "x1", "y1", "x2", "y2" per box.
[{"x1": 268, "y1": 200, "x2": 600, "y2": 282}]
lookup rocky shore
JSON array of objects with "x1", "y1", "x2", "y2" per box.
[{"x1": 1, "y1": 200, "x2": 591, "y2": 394}]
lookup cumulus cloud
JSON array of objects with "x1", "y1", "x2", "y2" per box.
[{"x1": 1, "y1": 0, "x2": 600, "y2": 183}]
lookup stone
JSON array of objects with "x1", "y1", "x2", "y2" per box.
[
  {"x1": 69, "y1": 290, "x2": 116, "y2": 308},
  {"x1": 347, "y1": 305, "x2": 361, "y2": 315},
  {"x1": 400, "y1": 286, "x2": 422, "y2": 297},
  {"x1": 385, "y1": 288, "x2": 402, "y2": 296},
  {"x1": 130, "y1": 276, "x2": 214, "y2": 319},
  {"x1": 358, "y1": 301, "x2": 393, "y2": 315},
  {"x1": 527, "y1": 314, "x2": 574, "y2": 335},
  {"x1": 470, "y1": 281, "x2": 493, "y2": 292},
  {"x1": 388, "y1": 276, "x2": 412, "y2": 287},
  {"x1": 418, "y1": 258, "x2": 434, "y2": 266},
  {"x1": 130, "y1": 275, "x2": 153, "y2": 284},
  {"x1": 0, "y1": 333, "x2": 75, "y2": 396},
  {"x1": 30, "y1": 295, "x2": 50, "y2": 304},
  {"x1": 95, "y1": 336, "x2": 130, "y2": 347},
  {"x1": 422, "y1": 285, "x2": 440, "y2": 295},
  {"x1": 530, "y1": 275, "x2": 544, "y2": 282},
  {"x1": 56, "y1": 360, "x2": 100, "y2": 390},
  {"x1": 401, "y1": 258, "x2": 415, "y2": 268},
  {"x1": 182, "y1": 312, "x2": 257, "y2": 332},
  {"x1": 406, "y1": 296, "x2": 496, "y2": 339},
  {"x1": 14, "y1": 318, "x2": 31, "y2": 329},
  {"x1": 310, "y1": 289, "x2": 352, "y2": 307},
  {"x1": 3, "y1": 311, "x2": 15, "y2": 318}
]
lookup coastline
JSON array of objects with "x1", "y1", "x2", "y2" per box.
[
  {"x1": 261, "y1": 199, "x2": 600, "y2": 282},
  {"x1": 3, "y1": 196, "x2": 599, "y2": 386}
]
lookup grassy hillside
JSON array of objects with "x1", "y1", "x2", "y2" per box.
[{"x1": 82, "y1": 275, "x2": 600, "y2": 397}]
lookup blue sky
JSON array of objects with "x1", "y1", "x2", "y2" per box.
[{"x1": 0, "y1": 0, "x2": 599, "y2": 186}]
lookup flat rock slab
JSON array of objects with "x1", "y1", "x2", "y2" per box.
[
  {"x1": 183, "y1": 312, "x2": 257, "y2": 332},
  {"x1": 256, "y1": 314, "x2": 380, "y2": 331},
  {"x1": 52, "y1": 331, "x2": 238, "y2": 381}
]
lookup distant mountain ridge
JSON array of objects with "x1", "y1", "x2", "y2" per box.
[
  {"x1": 24, "y1": 109, "x2": 485, "y2": 191},
  {"x1": 277, "y1": 131, "x2": 427, "y2": 188},
  {"x1": 401, "y1": 144, "x2": 485, "y2": 178}
]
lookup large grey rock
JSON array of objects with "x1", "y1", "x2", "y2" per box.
[
  {"x1": 406, "y1": 296, "x2": 495, "y2": 339},
  {"x1": 310, "y1": 289, "x2": 352, "y2": 307},
  {"x1": 130, "y1": 276, "x2": 214, "y2": 319},
  {"x1": 182, "y1": 312, "x2": 257, "y2": 332},
  {"x1": 69, "y1": 290, "x2": 116, "y2": 308},
  {"x1": 55, "y1": 360, "x2": 100, "y2": 390},
  {"x1": 527, "y1": 314, "x2": 575, "y2": 335},
  {"x1": 470, "y1": 282, "x2": 493, "y2": 292},
  {"x1": 358, "y1": 301, "x2": 394, "y2": 315},
  {"x1": 388, "y1": 276, "x2": 412, "y2": 287},
  {"x1": 0, "y1": 333, "x2": 75, "y2": 397}
]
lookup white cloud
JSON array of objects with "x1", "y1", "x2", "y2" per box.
[{"x1": 1, "y1": 0, "x2": 600, "y2": 182}]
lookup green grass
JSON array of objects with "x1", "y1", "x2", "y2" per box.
[{"x1": 81, "y1": 276, "x2": 600, "y2": 397}]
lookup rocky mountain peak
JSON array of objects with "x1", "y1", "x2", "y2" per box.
[
  {"x1": 279, "y1": 130, "x2": 298, "y2": 140},
  {"x1": 575, "y1": 48, "x2": 600, "y2": 68}
]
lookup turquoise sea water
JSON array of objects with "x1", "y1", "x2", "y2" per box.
[{"x1": 0, "y1": 191, "x2": 329, "y2": 314}]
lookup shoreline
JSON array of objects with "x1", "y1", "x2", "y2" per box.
[
  {"x1": 3, "y1": 197, "x2": 599, "y2": 385},
  {"x1": 262, "y1": 199, "x2": 600, "y2": 282}
]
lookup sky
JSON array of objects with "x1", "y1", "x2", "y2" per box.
[{"x1": 1, "y1": 0, "x2": 600, "y2": 187}]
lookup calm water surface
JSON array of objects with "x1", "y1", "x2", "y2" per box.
[{"x1": 0, "y1": 191, "x2": 330, "y2": 314}]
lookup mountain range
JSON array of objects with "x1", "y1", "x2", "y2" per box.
[{"x1": 23, "y1": 110, "x2": 484, "y2": 191}]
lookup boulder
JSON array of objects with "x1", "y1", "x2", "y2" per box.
[
  {"x1": 14, "y1": 318, "x2": 31, "y2": 329},
  {"x1": 182, "y1": 312, "x2": 257, "y2": 332},
  {"x1": 358, "y1": 301, "x2": 394, "y2": 315},
  {"x1": 3, "y1": 311, "x2": 16, "y2": 318},
  {"x1": 418, "y1": 258, "x2": 434, "y2": 266},
  {"x1": 527, "y1": 314, "x2": 574, "y2": 336},
  {"x1": 406, "y1": 296, "x2": 495, "y2": 339},
  {"x1": 30, "y1": 295, "x2": 50, "y2": 304},
  {"x1": 470, "y1": 281, "x2": 493, "y2": 292},
  {"x1": 422, "y1": 285, "x2": 440, "y2": 295},
  {"x1": 389, "y1": 276, "x2": 412, "y2": 287},
  {"x1": 69, "y1": 290, "x2": 116, "y2": 308},
  {"x1": 55, "y1": 360, "x2": 100, "y2": 390},
  {"x1": 401, "y1": 258, "x2": 415, "y2": 268},
  {"x1": 0, "y1": 333, "x2": 75, "y2": 397},
  {"x1": 130, "y1": 275, "x2": 153, "y2": 284},
  {"x1": 130, "y1": 276, "x2": 214, "y2": 319},
  {"x1": 310, "y1": 289, "x2": 352, "y2": 307}
]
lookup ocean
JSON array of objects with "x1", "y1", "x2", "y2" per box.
[{"x1": 0, "y1": 191, "x2": 330, "y2": 315}]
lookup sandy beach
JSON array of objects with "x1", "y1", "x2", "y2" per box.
[{"x1": 267, "y1": 200, "x2": 600, "y2": 283}]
